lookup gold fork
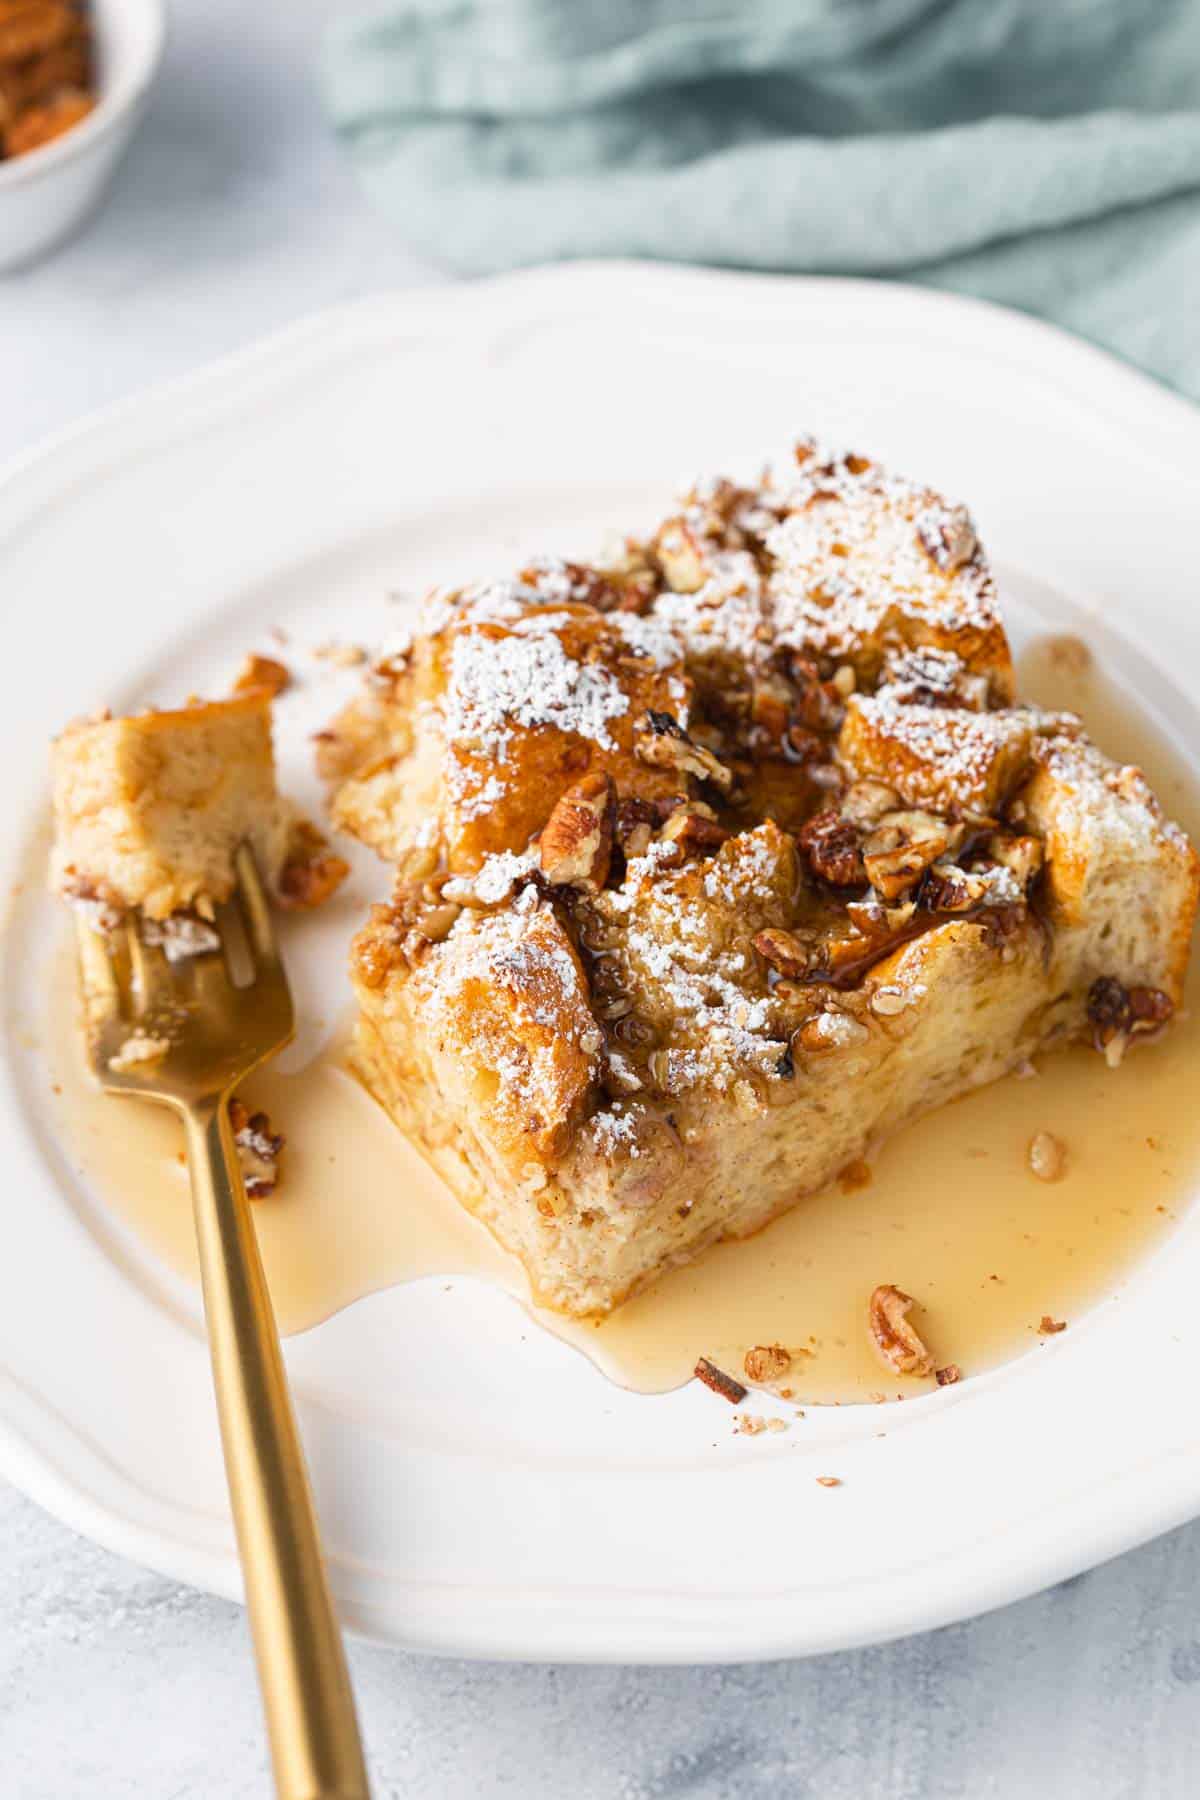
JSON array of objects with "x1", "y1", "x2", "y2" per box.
[{"x1": 75, "y1": 844, "x2": 370, "y2": 1800}]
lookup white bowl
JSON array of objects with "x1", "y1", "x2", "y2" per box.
[{"x1": 0, "y1": 0, "x2": 166, "y2": 272}]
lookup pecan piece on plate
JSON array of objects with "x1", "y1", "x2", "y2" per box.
[
  {"x1": 868, "y1": 1283, "x2": 934, "y2": 1377},
  {"x1": 229, "y1": 1099, "x2": 285, "y2": 1199},
  {"x1": 232, "y1": 652, "x2": 292, "y2": 699},
  {"x1": 694, "y1": 1357, "x2": 748, "y2": 1404},
  {"x1": 743, "y1": 1344, "x2": 792, "y2": 1385}
]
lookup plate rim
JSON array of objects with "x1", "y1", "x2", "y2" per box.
[{"x1": 5, "y1": 261, "x2": 1200, "y2": 1664}]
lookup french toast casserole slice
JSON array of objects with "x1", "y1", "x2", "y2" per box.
[{"x1": 322, "y1": 438, "x2": 1198, "y2": 1319}]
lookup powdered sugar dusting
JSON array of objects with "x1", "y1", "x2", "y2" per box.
[
  {"x1": 595, "y1": 826, "x2": 795, "y2": 1094},
  {"x1": 445, "y1": 627, "x2": 630, "y2": 756},
  {"x1": 613, "y1": 611, "x2": 685, "y2": 671},
  {"x1": 443, "y1": 847, "x2": 538, "y2": 905},
  {"x1": 844, "y1": 694, "x2": 1034, "y2": 813},
  {"x1": 757, "y1": 442, "x2": 1000, "y2": 670},
  {"x1": 454, "y1": 770, "x2": 507, "y2": 821},
  {"x1": 420, "y1": 900, "x2": 599, "y2": 1147},
  {"x1": 653, "y1": 551, "x2": 769, "y2": 666}
]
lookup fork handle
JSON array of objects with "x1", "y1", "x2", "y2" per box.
[{"x1": 184, "y1": 1103, "x2": 370, "y2": 1800}]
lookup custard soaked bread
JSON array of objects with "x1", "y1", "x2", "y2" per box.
[
  {"x1": 52, "y1": 691, "x2": 347, "y2": 950},
  {"x1": 327, "y1": 439, "x2": 1198, "y2": 1318}
]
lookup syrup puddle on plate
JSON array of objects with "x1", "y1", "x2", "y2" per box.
[{"x1": 41, "y1": 639, "x2": 1200, "y2": 1404}]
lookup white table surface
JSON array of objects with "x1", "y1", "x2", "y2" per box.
[{"x1": 4, "y1": 4, "x2": 1200, "y2": 1795}]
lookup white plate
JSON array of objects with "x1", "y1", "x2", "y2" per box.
[{"x1": 4, "y1": 264, "x2": 1200, "y2": 1664}]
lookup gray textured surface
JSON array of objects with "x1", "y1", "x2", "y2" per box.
[
  {"x1": 7, "y1": 1476, "x2": 1200, "y2": 1798},
  {"x1": 3, "y1": 3, "x2": 1199, "y2": 1794}
]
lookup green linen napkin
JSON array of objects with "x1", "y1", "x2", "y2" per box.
[{"x1": 323, "y1": 0, "x2": 1200, "y2": 399}]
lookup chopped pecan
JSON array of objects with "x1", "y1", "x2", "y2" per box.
[
  {"x1": 351, "y1": 903, "x2": 404, "y2": 988},
  {"x1": 743, "y1": 1344, "x2": 792, "y2": 1384},
  {"x1": 841, "y1": 780, "x2": 901, "y2": 827},
  {"x1": 613, "y1": 571, "x2": 659, "y2": 614},
  {"x1": 694, "y1": 1357, "x2": 748, "y2": 1404},
  {"x1": 782, "y1": 724, "x2": 827, "y2": 766},
  {"x1": 1087, "y1": 976, "x2": 1129, "y2": 1049},
  {"x1": 798, "y1": 810, "x2": 865, "y2": 887},
  {"x1": 4, "y1": 88, "x2": 92, "y2": 157},
  {"x1": 921, "y1": 859, "x2": 1016, "y2": 914},
  {"x1": 411, "y1": 901, "x2": 461, "y2": 944},
  {"x1": 1028, "y1": 1131, "x2": 1066, "y2": 1182},
  {"x1": 753, "y1": 927, "x2": 818, "y2": 980},
  {"x1": 357, "y1": 881, "x2": 463, "y2": 979},
  {"x1": 634, "y1": 711, "x2": 733, "y2": 793},
  {"x1": 658, "y1": 806, "x2": 730, "y2": 859},
  {"x1": 868, "y1": 1284, "x2": 934, "y2": 1378},
  {"x1": 862, "y1": 809, "x2": 959, "y2": 900},
  {"x1": 229, "y1": 1099, "x2": 285, "y2": 1199},
  {"x1": 1087, "y1": 977, "x2": 1174, "y2": 1065},
  {"x1": 539, "y1": 772, "x2": 615, "y2": 890},
  {"x1": 278, "y1": 823, "x2": 350, "y2": 909},
  {"x1": 916, "y1": 502, "x2": 977, "y2": 572},
  {"x1": 232, "y1": 652, "x2": 291, "y2": 699},
  {"x1": 1038, "y1": 1316, "x2": 1067, "y2": 1335},
  {"x1": 615, "y1": 795, "x2": 658, "y2": 860},
  {"x1": 1129, "y1": 986, "x2": 1175, "y2": 1028},
  {"x1": 845, "y1": 896, "x2": 916, "y2": 941},
  {"x1": 987, "y1": 832, "x2": 1043, "y2": 887},
  {"x1": 0, "y1": 2, "x2": 79, "y2": 63},
  {"x1": 935, "y1": 1364, "x2": 961, "y2": 1387},
  {"x1": 786, "y1": 654, "x2": 844, "y2": 733},
  {"x1": 748, "y1": 678, "x2": 793, "y2": 752}
]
